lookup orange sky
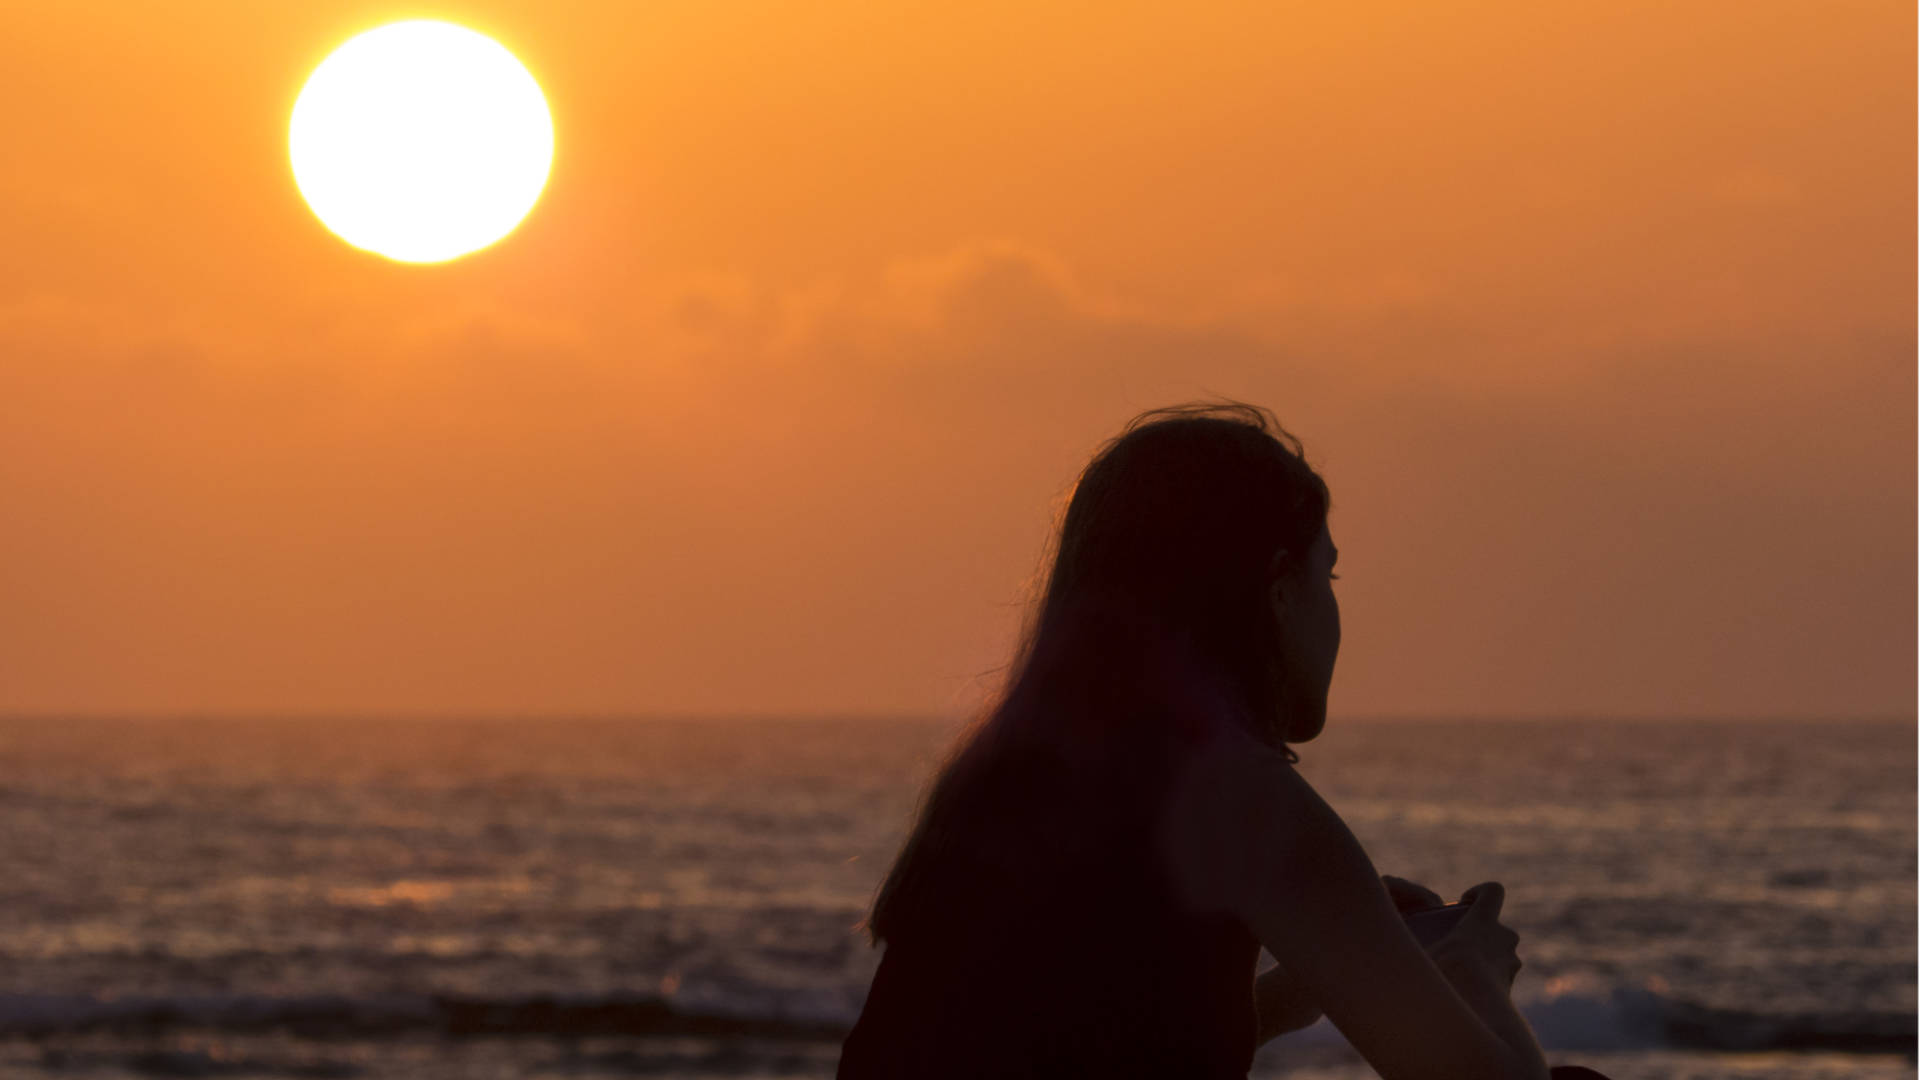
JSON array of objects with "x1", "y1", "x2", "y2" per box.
[{"x1": 0, "y1": 2, "x2": 1911, "y2": 721}]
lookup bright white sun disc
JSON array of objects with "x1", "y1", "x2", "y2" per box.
[{"x1": 290, "y1": 20, "x2": 553, "y2": 263}]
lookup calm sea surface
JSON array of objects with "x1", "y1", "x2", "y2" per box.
[{"x1": 0, "y1": 715, "x2": 1910, "y2": 1079}]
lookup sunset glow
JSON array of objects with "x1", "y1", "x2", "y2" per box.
[{"x1": 0, "y1": 3, "x2": 1907, "y2": 721}]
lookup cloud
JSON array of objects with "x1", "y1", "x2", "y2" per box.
[{"x1": 0, "y1": 236, "x2": 1909, "y2": 718}]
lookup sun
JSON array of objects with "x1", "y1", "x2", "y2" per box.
[{"x1": 289, "y1": 20, "x2": 554, "y2": 264}]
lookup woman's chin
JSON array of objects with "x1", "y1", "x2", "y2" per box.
[{"x1": 1283, "y1": 699, "x2": 1328, "y2": 742}]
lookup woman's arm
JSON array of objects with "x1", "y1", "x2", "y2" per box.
[
  {"x1": 1253, "y1": 963, "x2": 1323, "y2": 1045},
  {"x1": 1158, "y1": 738, "x2": 1550, "y2": 1080}
]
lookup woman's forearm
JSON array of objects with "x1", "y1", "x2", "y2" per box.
[
  {"x1": 1251, "y1": 963, "x2": 1547, "y2": 1077},
  {"x1": 1446, "y1": 968, "x2": 1550, "y2": 1080}
]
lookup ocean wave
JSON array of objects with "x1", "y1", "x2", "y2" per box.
[
  {"x1": 0, "y1": 990, "x2": 841, "y2": 1042},
  {"x1": 1525, "y1": 983, "x2": 1914, "y2": 1055},
  {"x1": 1244, "y1": 977, "x2": 1914, "y2": 1059},
  {"x1": 0, "y1": 985, "x2": 1909, "y2": 1055}
]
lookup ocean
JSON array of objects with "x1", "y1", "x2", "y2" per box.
[{"x1": 0, "y1": 714, "x2": 1910, "y2": 1079}]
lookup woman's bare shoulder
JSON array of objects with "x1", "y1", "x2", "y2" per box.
[
  {"x1": 1176, "y1": 724, "x2": 1305, "y2": 809},
  {"x1": 1155, "y1": 725, "x2": 1318, "y2": 914}
]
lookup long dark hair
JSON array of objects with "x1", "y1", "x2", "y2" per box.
[{"x1": 863, "y1": 401, "x2": 1332, "y2": 947}]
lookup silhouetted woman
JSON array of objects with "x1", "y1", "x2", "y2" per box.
[{"x1": 838, "y1": 402, "x2": 1603, "y2": 1080}]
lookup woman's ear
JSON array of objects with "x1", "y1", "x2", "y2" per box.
[{"x1": 1267, "y1": 549, "x2": 1291, "y2": 611}]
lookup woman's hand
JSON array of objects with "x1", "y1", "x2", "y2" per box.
[
  {"x1": 1426, "y1": 881, "x2": 1524, "y2": 993},
  {"x1": 1384, "y1": 875, "x2": 1524, "y2": 992},
  {"x1": 1253, "y1": 961, "x2": 1324, "y2": 1044},
  {"x1": 1380, "y1": 874, "x2": 1445, "y2": 915}
]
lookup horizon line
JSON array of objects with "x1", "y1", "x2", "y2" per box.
[{"x1": 0, "y1": 710, "x2": 1910, "y2": 725}]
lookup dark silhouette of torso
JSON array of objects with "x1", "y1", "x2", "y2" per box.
[{"x1": 839, "y1": 721, "x2": 1261, "y2": 1079}]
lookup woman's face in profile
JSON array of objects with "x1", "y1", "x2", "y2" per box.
[{"x1": 1267, "y1": 525, "x2": 1340, "y2": 742}]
